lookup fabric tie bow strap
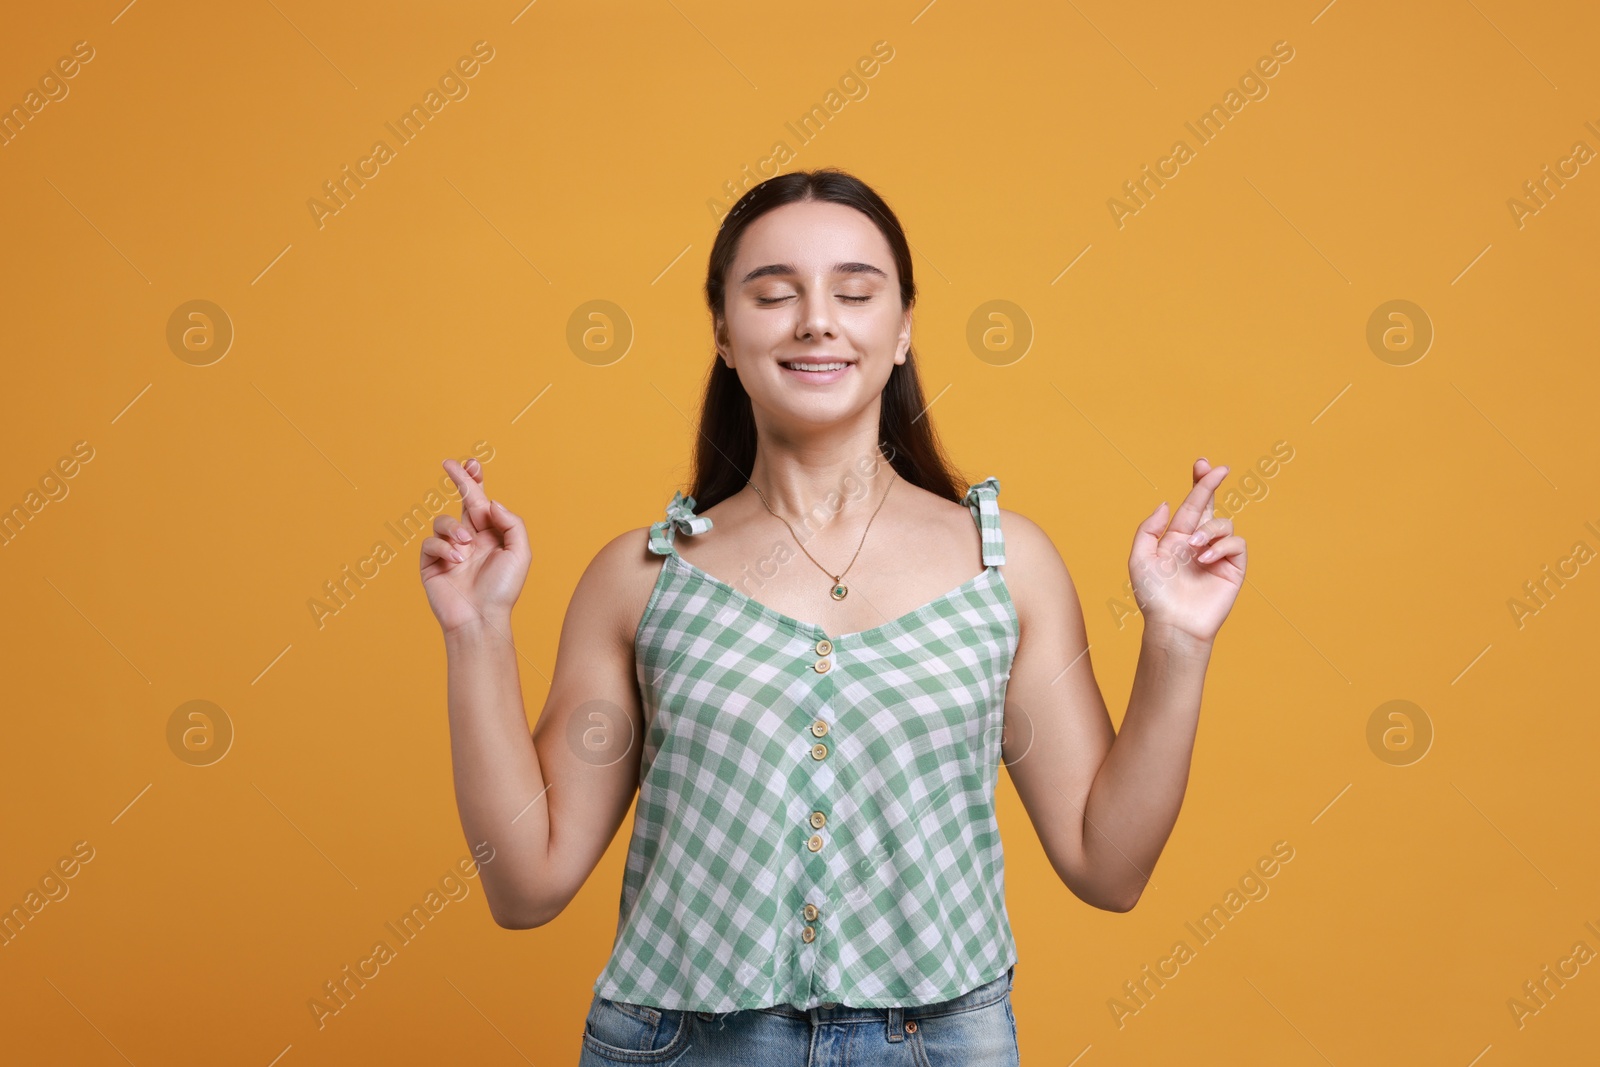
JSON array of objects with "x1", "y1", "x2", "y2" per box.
[
  {"x1": 648, "y1": 490, "x2": 714, "y2": 556},
  {"x1": 961, "y1": 476, "x2": 1006, "y2": 566}
]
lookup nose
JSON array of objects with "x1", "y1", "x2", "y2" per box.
[{"x1": 796, "y1": 286, "x2": 840, "y2": 342}]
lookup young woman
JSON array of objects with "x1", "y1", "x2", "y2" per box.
[{"x1": 419, "y1": 169, "x2": 1246, "y2": 1065}]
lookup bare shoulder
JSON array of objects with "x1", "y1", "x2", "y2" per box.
[
  {"x1": 993, "y1": 505, "x2": 1081, "y2": 631},
  {"x1": 995, "y1": 506, "x2": 1064, "y2": 572},
  {"x1": 896, "y1": 479, "x2": 979, "y2": 539},
  {"x1": 571, "y1": 524, "x2": 666, "y2": 648}
]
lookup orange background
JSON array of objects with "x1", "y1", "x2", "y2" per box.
[{"x1": 3, "y1": 1, "x2": 1598, "y2": 1063}]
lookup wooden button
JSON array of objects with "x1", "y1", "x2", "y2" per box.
[
  {"x1": 809, "y1": 810, "x2": 826, "y2": 829},
  {"x1": 811, "y1": 742, "x2": 828, "y2": 760},
  {"x1": 813, "y1": 659, "x2": 831, "y2": 674},
  {"x1": 810, "y1": 719, "x2": 829, "y2": 737},
  {"x1": 815, "y1": 638, "x2": 833, "y2": 656},
  {"x1": 802, "y1": 925, "x2": 816, "y2": 943},
  {"x1": 803, "y1": 903, "x2": 819, "y2": 921},
  {"x1": 807, "y1": 833, "x2": 824, "y2": 852}
]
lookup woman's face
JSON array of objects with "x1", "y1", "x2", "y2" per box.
[{"x1": 715, "y1": 199, "x2": 911, "y2": 428}]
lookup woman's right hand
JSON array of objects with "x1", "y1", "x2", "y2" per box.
[{"x1": 420, "y1": 457, "x2": 532, "y2": 635}]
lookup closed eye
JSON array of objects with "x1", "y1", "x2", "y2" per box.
[{"x1": 755, "y1": 295, "x2": 873, "y2": 305}]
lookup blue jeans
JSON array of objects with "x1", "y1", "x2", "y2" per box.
[{"x1": 579, "y1": 965, "x2": 1019, "y2": 1066}]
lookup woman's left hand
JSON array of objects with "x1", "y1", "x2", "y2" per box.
[{"x1": 1128, "y1": 457, "x2": 1247, "y2": 646}]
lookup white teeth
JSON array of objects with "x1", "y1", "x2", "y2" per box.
[{"x1": 784, "y1": 362, "x2": 848, "y2": 372}]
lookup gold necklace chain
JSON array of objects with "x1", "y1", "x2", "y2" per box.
[{"x1": 747, "y1": 471, "x2": 896, "y2": 601}]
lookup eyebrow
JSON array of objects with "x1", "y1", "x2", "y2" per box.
[{"x1": 739, "y1": 261, "x2": 889, "y2": 285}]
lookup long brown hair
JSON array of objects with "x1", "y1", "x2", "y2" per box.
[{"x1": 689, "y1": 168, "x2": 965, "y2": 511}]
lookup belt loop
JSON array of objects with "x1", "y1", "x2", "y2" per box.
[{"x1": 886, "y1": 1005, "x2": 905, "y2": 1043}]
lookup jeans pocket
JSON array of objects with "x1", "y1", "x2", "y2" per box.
[
  {"x1": 909, "y1": 992, "x2": 1018, "y2": 1067},
  {"x1": 582, "y1": 995, "x2": 692, "y2": 1063}
]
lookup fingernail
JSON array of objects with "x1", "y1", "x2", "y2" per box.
[
  {"x1": 1198, "y1": 548, "x2": 1215, "y2": 562},
  {"x1": 455, "y1": 528, "x2": 471, "y2": 543},
  {"x1": 451, "y1": 550, "x2": 464, "y2": 563},
  {"x1": 493, "y1": 501, "x2": 507, "y2": 513},
  {"x1": 1188, "y1": 531, "x2": 1207, "y2": 546}
]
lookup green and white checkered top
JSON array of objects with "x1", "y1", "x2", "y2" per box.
[{"x1": 593, "y1": 476, "x2": 1020, "y2": 1012}]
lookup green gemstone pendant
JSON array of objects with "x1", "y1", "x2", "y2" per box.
[{"x1": 830, "y1": 581, "x2": 848, "y2": 601}]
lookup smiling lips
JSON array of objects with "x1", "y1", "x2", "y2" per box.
[{"x1": 780, "y1": 359, "x2": 853, "y2": 381}]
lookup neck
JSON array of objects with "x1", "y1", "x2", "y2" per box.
[{"x1": 744, "y1": 438, "x2": 897, "y2": 535}]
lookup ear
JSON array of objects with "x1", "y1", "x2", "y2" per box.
[
  {"x1": 894, "y1": 306, "x2": 912, "y2": 365},
  {"x1": 713, "y1": 315, "x2": 734, "y2": 367}
]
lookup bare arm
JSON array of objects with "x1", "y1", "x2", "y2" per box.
[
  {"x1": 1000, "y1": 460, "x2": 1245, "y2": 912},
  {"x1": 422, "y1": 458, "x2": 655, "y2": 928}
]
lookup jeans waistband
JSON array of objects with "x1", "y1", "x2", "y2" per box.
[{"x1": 754, "y1": 963, "x2": 1014, "y2": 1024}]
